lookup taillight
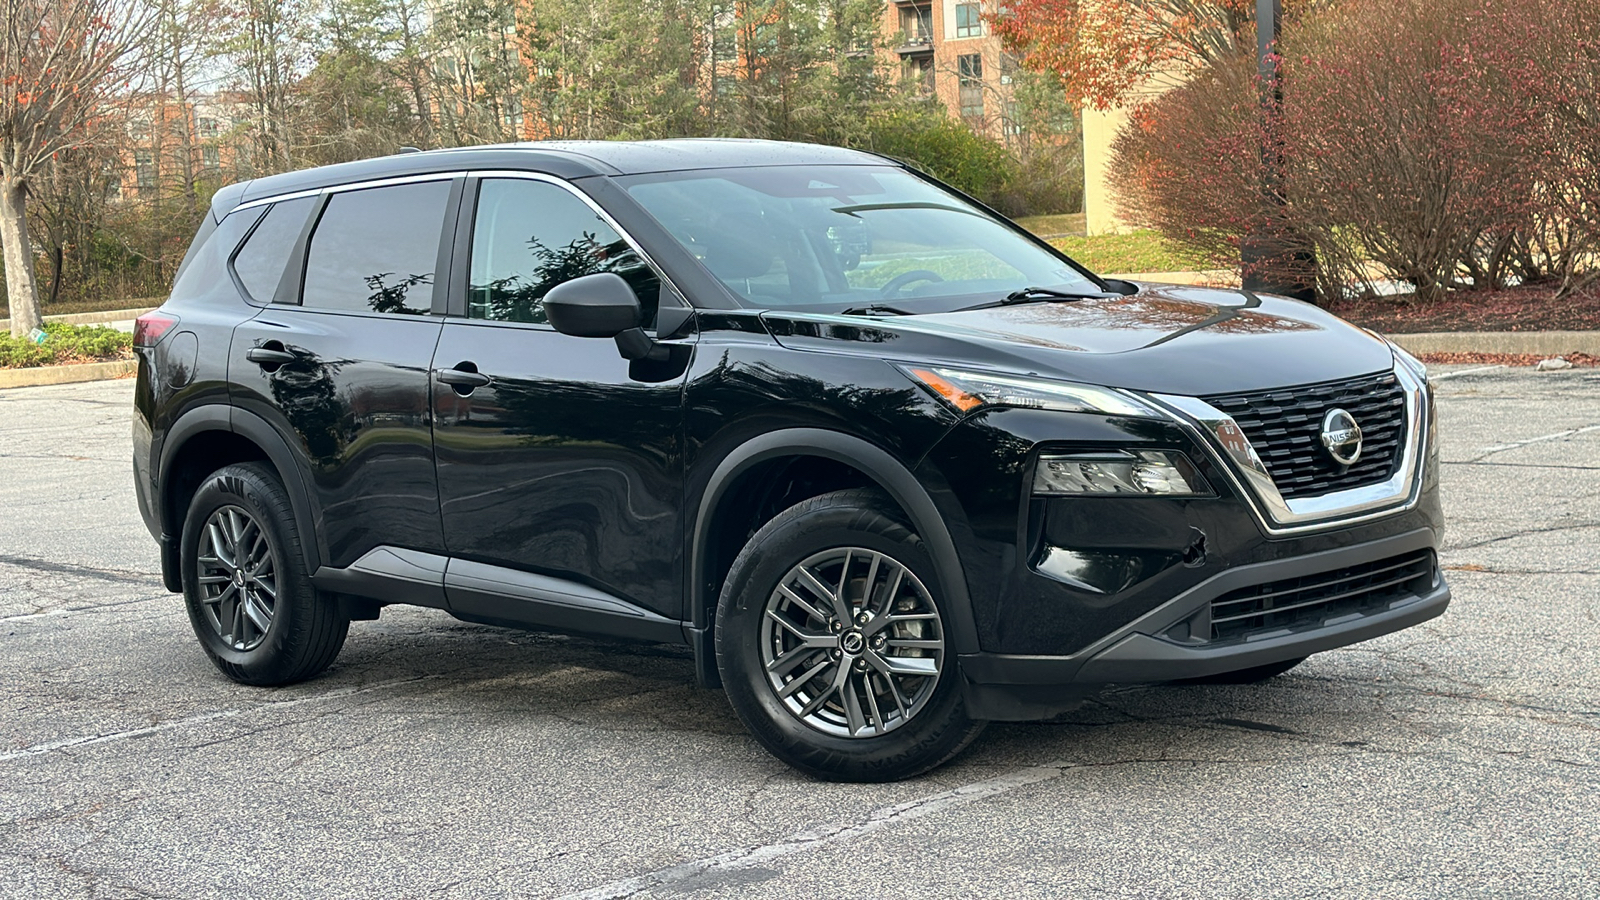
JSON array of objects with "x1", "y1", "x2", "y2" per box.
[{"x1": 133, "y1": 311, "x2": 179, "y2": 348}]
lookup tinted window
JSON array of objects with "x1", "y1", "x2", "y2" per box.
[
  {"x1": 231, "y1": 196, "x2": 315, "y2": 303},
  {"x1": 301, "y1": 180, "x2": 450, "y2": 315},
  {"x1": 169, "y1": 208, "x2": 261, "y2": 303},
  {"x1": 469, "y1": 179, "x2": 659, "y2": 327},
  {"x1": 621, "y1": 165, "x2": 1096, "y2": 312}
]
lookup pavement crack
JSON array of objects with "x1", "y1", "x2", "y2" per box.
[
  {"x1": 1445, "y1": 521, "x2": 1600, "y2": 552},
  {"x1": 0, "y1": 553, "x2": 160, "y2": 587}
]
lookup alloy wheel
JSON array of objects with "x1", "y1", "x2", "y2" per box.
[
  {"x1": 195, "y1": 505, "x2": 278, "y2": 651},
  {"x1": 760, "y1": 547, "x2": 945, "y2": 738}
]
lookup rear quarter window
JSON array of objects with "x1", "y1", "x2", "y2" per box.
[
  {"x1": 166, "y1": 208, "x2": 262, "y2": 304},
  {"x1": 230, "y1": 196, "x2": 317, "y2": 304}
]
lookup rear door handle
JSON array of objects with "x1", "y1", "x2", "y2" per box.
[
  {"x1": 245, "y1": 345, "x2": 296, "y2": 366},
  {"x1": 437, "y1": 366, "x2": 491, "y2": 389}
]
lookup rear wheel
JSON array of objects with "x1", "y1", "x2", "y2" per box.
[
  {"x1": 180, "y1": 463, "x2": 348, "y2": 685},
  {"x1": 716, "y1": 489, "x2": 984, "y2": 781}
]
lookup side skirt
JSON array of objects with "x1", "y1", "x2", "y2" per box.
[{"x1": 312, "y1": 546, "x2": 685, "y2": 645}]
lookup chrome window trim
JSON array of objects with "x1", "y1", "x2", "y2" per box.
[
  {"x1": 231, "y1": 172, "x2": 458, "y2": 213},
  {"x1": 1147, "y1": 364, "x2": 1427, "y2": 536}
]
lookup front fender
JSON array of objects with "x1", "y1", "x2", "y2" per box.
[{"x1": 688, "y1": 427, "x2": 979, "y2": 656}]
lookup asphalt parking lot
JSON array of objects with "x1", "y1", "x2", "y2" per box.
[{"x1": 2, "y1": 365, "x2": 1597, "y2": 899}]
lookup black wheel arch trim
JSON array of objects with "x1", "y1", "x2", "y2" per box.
[
  {"x1": 156, "y1": 403, "x2": 324, "y2": 576},
  {"x1": 688, "y1": 428, "x2": 979, "y2": 657}
]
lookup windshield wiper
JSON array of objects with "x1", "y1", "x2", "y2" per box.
[
  {"x1": 955, "y1": 286, "x2": 1115, "y2": 312},
  {"x1": 1003, "y1": 286, "x2": 1111, "y2": 304},
  {"x1": 840, "y1": 304, "x2": 915, "y2": 317}
]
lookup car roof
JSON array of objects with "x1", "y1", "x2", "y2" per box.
[{"x1": 219, "y1": 139, "x2": 893, "y2": 215}]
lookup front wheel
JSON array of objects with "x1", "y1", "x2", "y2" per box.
[
  {"x1": 716, "y1": 490, "x2": 984, "y2": 781},
  {"x1": 180, "y1": 462, "x2": 348, "y2": 686}
]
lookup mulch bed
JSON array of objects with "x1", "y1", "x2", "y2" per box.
[
  {"x1": 1329, "y1": 282, "x2": 1600, "y2": 333},
  {"x1": 1415, "y1": 351, "x2": 1599, "y2": 367}
]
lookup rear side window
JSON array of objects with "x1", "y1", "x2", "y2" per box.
[
  {"x1": 300, "y1": 180, "x2": 451, "y2": 315},
  {"x1": 231, "y1": 196, "x2": 316, "y2": 303},
  {"x1": 468, "y1": 178, "x2": 659, "y2": 327}
]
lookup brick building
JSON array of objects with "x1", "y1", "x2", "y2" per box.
[{"x1": 882, "y1": 0, "x2": 1025, "y2": 146}]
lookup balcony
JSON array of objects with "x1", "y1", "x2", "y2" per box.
[{"x1": 895, "y1": 33, "x2": 934, "y2": 56}]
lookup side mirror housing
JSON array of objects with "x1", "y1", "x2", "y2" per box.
[{"x1": 544, "y1": 273, "x2": 641, "y2": 338}]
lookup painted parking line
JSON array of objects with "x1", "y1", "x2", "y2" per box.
[
  {"x1": 0, "y1": 675, "x2": 438, "y2": 763},
  {"x1": 558, "y1": 762, "x2": 1070, "y2": 900}
]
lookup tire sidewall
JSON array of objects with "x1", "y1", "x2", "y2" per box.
[
  {"x1": 180, "y1": 465, "x2": 305, "y2": 679},
  {"x1": 717, "y1": 495, "x2": 975, "y2": 780}
]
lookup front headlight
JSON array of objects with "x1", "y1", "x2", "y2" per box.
[
  {"x1": 1034, "y1": 450, "x2": 1213, "y2": 497},
  {"x1": 900, "y1": 365, "x2": 1164, "y2": 419}
]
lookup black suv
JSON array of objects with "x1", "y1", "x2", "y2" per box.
[{"x1": 133, "y1": 140, "x2": 1448, "y2": 781}]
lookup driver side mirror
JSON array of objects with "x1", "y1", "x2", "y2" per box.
[{"x1": 544, "y1": 272, "x2": 661, "y2": 361}]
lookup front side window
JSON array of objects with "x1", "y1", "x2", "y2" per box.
[
  {"x1": 468, "y1": 178, "x2": 659, "y2": 327},
  {"x1": 620, "y1": 165, "x2": 1097, "y2": 313},
  {"x1": 300, "y1": 180, "x2": 450, "y2": 315}
]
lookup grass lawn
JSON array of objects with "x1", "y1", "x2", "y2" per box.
[
  {"x1": 1048, "y1": 229, "x2": 1215, "y2": 275},
  {"x1": 1013, "y1": 213, "x2": 1086, "y2": 238}
]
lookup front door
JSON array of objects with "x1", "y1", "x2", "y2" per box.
[{"x1": 431, "y1": 175, "x2": 692, "y2": 621}]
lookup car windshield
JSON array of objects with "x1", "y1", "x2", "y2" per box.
[{"x1": 617, "y1": 165, "x2": 1101, "y2": 313}]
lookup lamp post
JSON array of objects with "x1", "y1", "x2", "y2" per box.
[{"x1": 1241, "y1": 0, "x2": 1317, "y2": 301}]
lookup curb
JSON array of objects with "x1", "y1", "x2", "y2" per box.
[
  {"x1": 0, "y1": 359, "x2": 137, "y2": 390},
  {"x1": 0, "y1": 305, "x2": 158, "y2": 331},
  {"x1": 1114, "y1": 271, "x2": 1239, "y2": 287},
  {"x1": 1387, "y1": 331, "x2": 1600, "y2": 356}
]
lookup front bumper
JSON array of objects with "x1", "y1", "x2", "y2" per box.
[{"x1": 959, "y1": 527, "x2": 1449, "y2": 720}]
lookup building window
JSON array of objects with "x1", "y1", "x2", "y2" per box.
[
  {"x1": 202, "y1": 145, "x2": 221, "y2": 170},
  {"x1": 955, "y1": 2, "x2": 982, "y2": 38},
  {"x1": 958, "y1": 54, "x2": 984, "y2": 120},
  {"x1": 198, "y1": 117, "x2": 219, "y2": 139},
  {"x1": 913, "y1": 56, "x2": 935, "y2": 93},
  {"x1": 901, "y1": 5, "x2": 932, "y2": 42},
  {"x1": 134, "y1": 150, "x2": 156, "y2": 193},
  {"x1": 1003, "y1": 99, "x2": 1023, "y2": 139}
]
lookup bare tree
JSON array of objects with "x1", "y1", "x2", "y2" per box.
[{"x1": 1, "y1": 0, "x2": 153, "y2": 336}]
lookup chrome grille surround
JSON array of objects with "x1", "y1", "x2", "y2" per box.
[{"x1": 1148, "y1": 362, "x2": 1429, "y2": 536}]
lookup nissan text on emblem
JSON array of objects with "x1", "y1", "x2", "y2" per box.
[{"x1": 1320, "y1": 408, "x2": 1364, "y2": 466}]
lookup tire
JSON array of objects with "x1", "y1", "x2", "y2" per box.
[
  {"x1": 715, "y1": 489, "x2": 985, "y2": 782},
  {"x1": 180, "y1": 462, "x2": 348, "y2": 686},
  {"x1": 1179, "y1": 656, "x2": 1307, "y2": 685}
]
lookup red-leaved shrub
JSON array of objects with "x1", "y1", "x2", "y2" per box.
[{"x1": 1110, "y1": 0, "x2": 1600, "y2": 303}]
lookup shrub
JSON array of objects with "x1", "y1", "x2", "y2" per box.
[
  {"x1": 851, "y1": 108, "x2": 1017, "y2": 208},
  {"x1": 1110, "y1": 0, "x2": 1598, "y2": 303},
  {"x1": 0, "y1": 323, "x2": 134, "y2": 368}
]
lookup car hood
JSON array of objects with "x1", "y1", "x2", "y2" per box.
[{"x1": 760, "y1": 283, "x2": 1397, "y2": 396}]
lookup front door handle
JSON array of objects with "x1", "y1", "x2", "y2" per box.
[{"x1": 438, "y1": 364, "x2": 491, "y2": 392}]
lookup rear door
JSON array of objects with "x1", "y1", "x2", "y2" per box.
[
  {"x1": 230, "y1": 175, "x2": 460, "y2": 569},
  {"x1": 430, "y1": 173, "x2": 693, "y2": 622}
]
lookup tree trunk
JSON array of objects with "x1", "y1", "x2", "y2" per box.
[{"x1": 1, "y1": 176, "x2": 44, "y2": 338}]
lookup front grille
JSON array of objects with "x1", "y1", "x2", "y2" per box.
[
  {"x1": 1204, "y1": 371, "x2": 1407, "y2": 499},
  {"x1": 1210, "y1": 550, "x2": 1435, "y2": 642}
]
